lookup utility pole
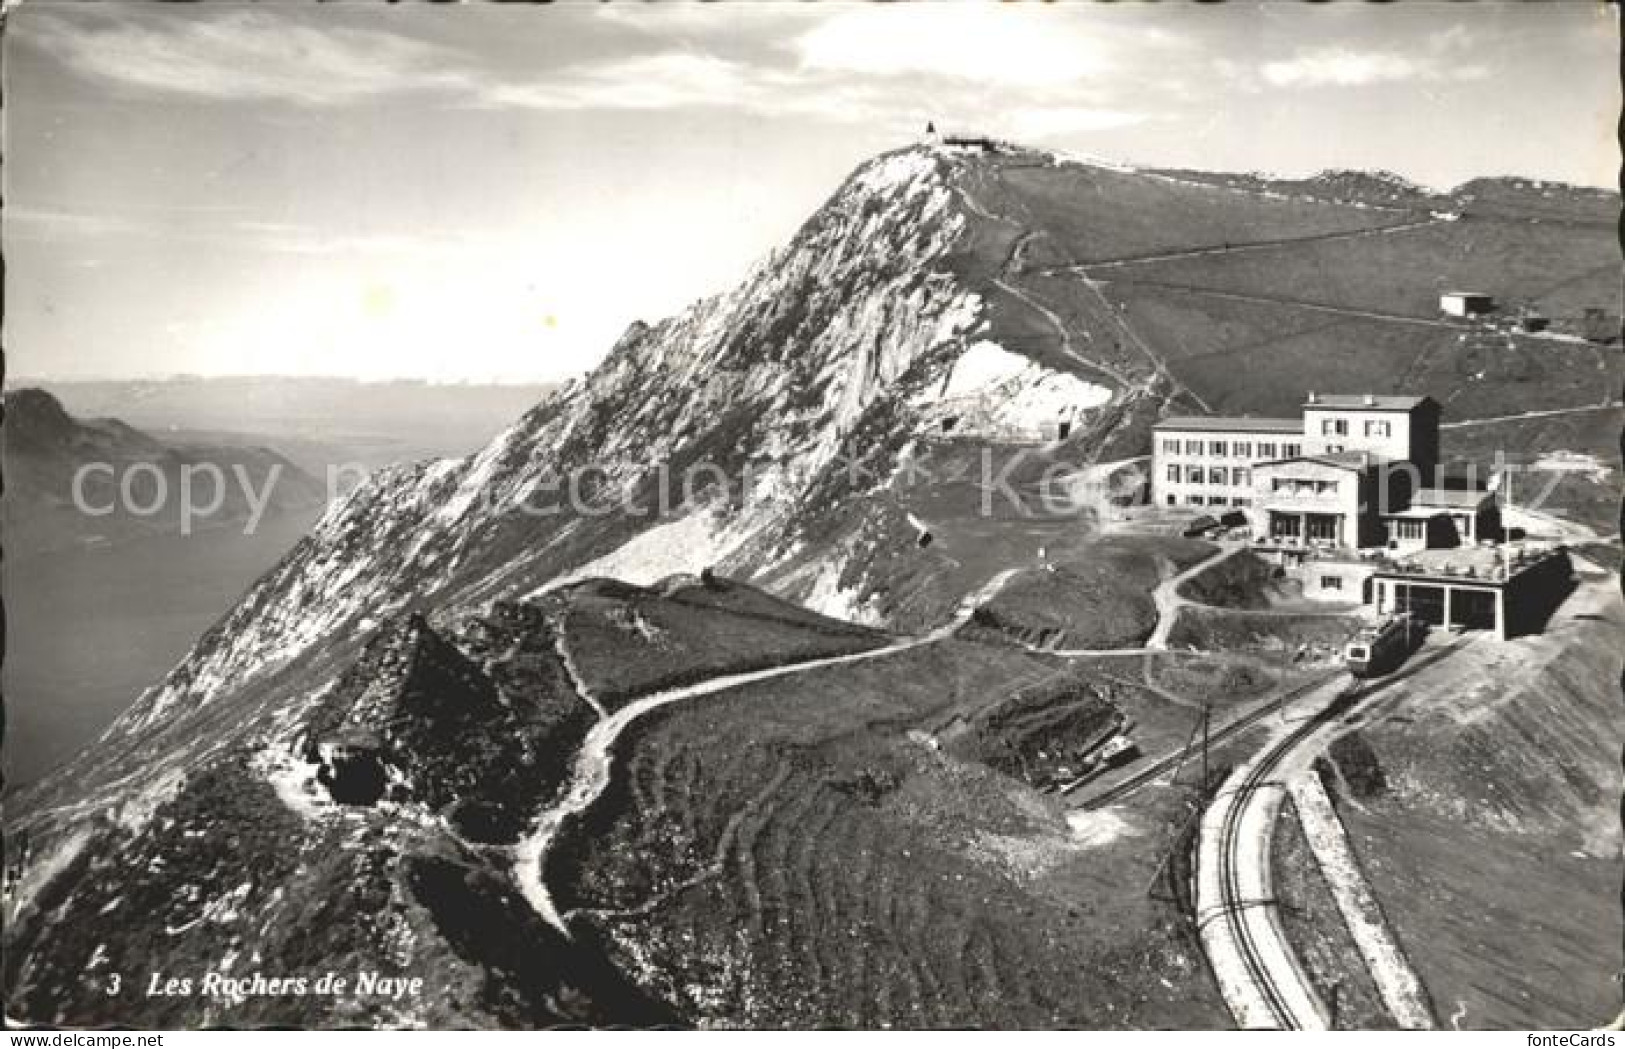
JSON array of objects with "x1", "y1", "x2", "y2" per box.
[{"x1": 1200, "y1": 702, "x2": 1211, "y2": 795}]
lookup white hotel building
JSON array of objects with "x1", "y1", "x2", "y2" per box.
[
  {"x1": 1147, "y1": 393, "x2": 1535, "y2": 629},
  {"x1": 1152, "y1": 416, "x2": 1304, "y2": 510}
]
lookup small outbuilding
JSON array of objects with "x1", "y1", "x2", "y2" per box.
[{"x1": 1440, "y1": 291, "x2": 1495, "y2": 317}]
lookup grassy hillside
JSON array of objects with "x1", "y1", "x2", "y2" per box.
[
  {"x1": 964, "y1": 158, "x2": 1410, "y2": 266},
  {"x1": 1442, "y1": 406, "x2": 1621, "y2": 536},
  {"x1": 553, "y1": 637, "x2": 1227, "y2": 1029},
  {"x1": 1093, "y1": 215, "x2": 1615, "y2": 322},
  {"x1": 1325, "y1": 565, "x2": 1624, "y2": 1028},
  {"x1": 556, "y1": 575, "x2": 887, "y2": 706},
  {"x1": 931, "y1": 149, "x2": 1619, "y2": 539},
  {"x1": 940, "y1": 150, "x2": 1617, "y2": 426}
]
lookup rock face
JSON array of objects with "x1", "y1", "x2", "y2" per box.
[
  {"x1": 2, "y1": 577, "x2": 886, "y2": 1027},
  {"x1": 4, "y1": 140, "x2": 1619, "y2": 1027}
]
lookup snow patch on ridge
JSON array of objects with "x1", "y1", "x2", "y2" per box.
[
  {"x1": 535, "y1": 507, "x2": 732, "y2": 592},
  {"x1": 1533, "y1": 450, "x2": 1610, "y2": 483},
  {"x1": 917, "y1": 339, "x2": 1113, "y2": 440},
  {"x1": 790, "y1": 556, "x2": 883, "y2": 627}
]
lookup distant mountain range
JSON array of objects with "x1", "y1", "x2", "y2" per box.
[
  {"x1": 25, "y1": 377, "x2": 560, "y2": 476},
  {"x1": 3, "y1": 388, "x2": 327, "y2": 558},
  {"x1": 5, "y1": 141, "x2": 1619, "y2": 1027}
]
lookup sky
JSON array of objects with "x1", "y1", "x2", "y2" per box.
[{"x1": 4, "y1": 1, "x2": 1619, "y2": 384}]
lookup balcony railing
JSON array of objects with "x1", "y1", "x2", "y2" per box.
[{"x1": 1252, "y1": 535, "x2": 1354, "y2": 558}]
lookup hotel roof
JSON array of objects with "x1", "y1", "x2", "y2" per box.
[
  {"x1": 1254, "y1": 451, "x2": 1391, "y2": 472},
  {"x1": 1302, "y1": 394, "x2": 1436, "y2": 411},
  {"x1": 1151, "y1": 415, "x2": 1301, "y2": 434},
  {"x1": 1411, "y1": 487, "x2": 1495, "y2": 510}
]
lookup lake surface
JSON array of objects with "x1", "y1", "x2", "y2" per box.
[{"x1": 4, "y1": 506, "x2": 326, "y2": 788}]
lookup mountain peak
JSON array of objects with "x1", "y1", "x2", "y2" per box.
[{"x1": 4, "y1": 387, "x2": 76, "y2": 443}]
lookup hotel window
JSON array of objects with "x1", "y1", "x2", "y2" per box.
[
  {"x1": 1209, "y1": 441, "x2": 1228, "y2": 456},
  {"x1": 1322, "y1": 418, "x2": 1348, "y2": 437},
  {"x1": 1283, "y1": 443, "x2": 1302, "y2": 458},
  {"x1": 1233, "y1": 441, "x2": 1252, "y2": 458},
  {"x1": 1365, "y1": 420, "x2": 1391, "y2": 438},
  {"x1": 1233, "y1": 468, "x2": 1250, "y2": 486},
  {"x1": 1166, "y1": 464, "x2": 1181, "y2": 483},
  {"x1": 1325, "y1": 444, "x2": 1344, "y2": 454},
  {"x1": 1189, "y1": 467, "x2": 1206, "y2": 484},
  {"x1": 1211, "y1": 467, "x2": 1228, "y2": 485},
  {"x1": 1307, "y1": 517, "x2": 1339, "y2": 541},
  {"x1": 1162, "y1": 438, "x2": 1180, "y2": 454},
  {"x1": 1257, "y1": 442, "x2": 1277, "y2": 459},
  {"x1": 1234, "y1": 497, "x2": 1252, "y2": 507},
  {"x1": 1320, "y1": 575, "x2": 1343, "y2": 591},
  {"x1": 1185, "y1": 439, "x2": 1203, "y2": 455}
]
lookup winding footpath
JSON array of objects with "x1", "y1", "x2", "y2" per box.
[
  {"x1": 1047, "y1": 215, "x2": 1446, "y2": 274},
  {"x1": 1146, "y1": 541, "x2": 1243, "y2": 649},
  {"x1": 513, "y1": 569, "x2": 1020, "y2": 936}
]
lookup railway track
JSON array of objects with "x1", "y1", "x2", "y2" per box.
[
  {"x1": 1203, "y1": 637, "x2": 1468, "y2": 1029},
  {"x1": 1070, "y1": 671, "x2": 1338, "y2": 809},
  {"x1": 1213, "y1": 683, "x2": 1357, "y2": 1028}
]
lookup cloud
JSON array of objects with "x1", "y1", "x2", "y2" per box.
[
  {"x1": 23, "y1": 6, "x2": 890, "y2": 122},
  {"x1": 793, "y1": 5, "x2": 1180, "y2": 89},
  {"x1": 1008, "y1": 107, "x2": 1150, "y2": 138},
  {"x1": 1261, "y1": 46, "x2": 1489, "y2": 88},
  {"x1": 593, "y1": 3, "x2": 829, "y2": 36},
  {"x1": 5, "y1": 206, "x2": 148, "y2": 238},
  {"x1": 483, "y1": 52, "x2": 765, "y2": 111},
  {"x1": 21, "y1": 7, "x2": 476, "y2": 106},
  {"x1": 4, "y1": 205, "x2": 491, "y2": 261},
  {"x1": 242, "y1": 226, "x2": 496, "y2": 259},
  {"x1": 18, "y1": 4, "x2": 1168, "y2": 136},
  {"x1": 475, "y1": 52, "x2": 888, "y2": 121}
]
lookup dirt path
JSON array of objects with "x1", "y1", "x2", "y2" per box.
[
  {"x1": 1441, "y1": 402, "x2": 1622, "y2": 429},
  {"x1": 985, "y1": 535, "x2": 1236, "y2": 660},
  {"x1": 1075, "y1": 270, "x2": 1212, "y2": 411},
  {"x1": 1500, "y1": 501, "x2": 1604, "y2": 545},
  {"x1": 547, "y1": 610, "x2": 608, "y2": 719},
  {"x1": 512, "y1": 568, "x2": 1020, "y2": 936},
  {"x1": 1147, "y1": 541, "x2": 1245, "y2": 649},
  {"x1": 994, "y1": 271, "x2": 1137, "y2": 389},
  {"x1": 1088, "y1": 277, "x2": 1458, "y2": 332},
  {"x1": 1031, "y1": 209, "x2": 1452, "y2": 413},
  {"x1": 1041, "y1": 212, "x2": 1453, "y2": 412},
  {"x1": 1049, "y1": 215, "x2": 1447, "y2": 274},
  {"x1": 950, "y1": 181, "x2": 1137, "y2": 391}
]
